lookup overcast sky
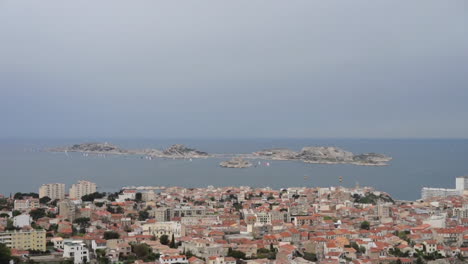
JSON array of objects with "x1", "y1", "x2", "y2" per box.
[{"x1": 1, "y1": 1, "x2": 467, "y2": 139}]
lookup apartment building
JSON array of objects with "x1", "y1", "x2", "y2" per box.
[
  {"x1": 0, "y1": 229, "x2": 46, "y2": 251},
  {"x1": 39, "y1": 183, "x2": 65, "y2": 200},
  {"x1": 63, "y1": 240, "x2": 90, "y2": 264},
  {"x1": 14, "y1": 198, "x2": 40, "y2": 210},
  {"x1": 69, "y1": 181, "x2": 97, "y2": 199}
]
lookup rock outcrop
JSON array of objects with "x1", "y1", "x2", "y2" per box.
[{"x1": 220, "y1": 158, "x2": 252, "y2": 168}]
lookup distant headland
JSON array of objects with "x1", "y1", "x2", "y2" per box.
[{"x1": 48, "y1": 142, "x2": 392, "y2": 166}]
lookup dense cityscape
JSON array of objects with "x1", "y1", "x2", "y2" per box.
[{"x1": 1, "y1": 178, "x2": 468, "y2": 264}]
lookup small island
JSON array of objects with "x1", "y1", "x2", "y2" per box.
[
  {"x1": 219, "y1": 157, "x2": 252, "y2": 168},
  {"x1": 251, "y1": 146, "x2": 392, "y2": 166},
  {"x1": 48, "y1": 142, "x2": 391, "y2": 166},
  {"x1": 48, "y1": 143, "x2": 210, "y2": 159}
]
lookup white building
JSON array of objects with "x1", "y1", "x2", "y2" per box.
[
  {"x1": 423, "y1": 214, "x2": 446, "y2": 228},
  {"x1": 13, "y1": 214, "x2": 32, "y2": 228},
  {"x1": 63, "y1": 240, "x2": 90, "y2": 264},
  {"x1": 456, "y1": 176, "x2": 468, "y2": 191},
  {"x1": 115, "y1": 190, "x2": 136, "y2": 202},
  {"x1": 160, "y1": 255, "x2": 188, "y2": 264},
  {"x1": 142, "y1": 221, "x2": 185, "y2": 238},
  {"x1": 69, "y1": 181, "x2": 97, "y2": 199},
  {"x1": 421, "y1": 187, "x2": 461, "y2": 200},
  {"x1": 39, "y1": 183, "x2": 65, "y2": 200}
]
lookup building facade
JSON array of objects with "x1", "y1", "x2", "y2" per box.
[
  {"x1": 63, "y1": 240, "x2": 90, "y2": 264},
  {"x1": 421, "y1": 187, "x2": 462, "y2": 200},
  {"x1": 39, "y1": 183, "x2": 65, "y2": 200},
  {"x1": 69, "y1": 181, "x2": 97, "y2": 199},
  {"x1": 14, "y1": 198, "x2": 40, "y2": 211},
  {"x1": 0, "y1": 229, "x2": 46, "y2": 251}
]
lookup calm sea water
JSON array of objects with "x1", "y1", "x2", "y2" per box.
[{"x1": 0, "y1": 138, "x2": 467, "y2": 201}]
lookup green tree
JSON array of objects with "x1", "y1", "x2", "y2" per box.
[
  {"x1": 159, "y1": 235, "x2": 169, "y2": 245},
  {"x1": 416, "y1": 256, "x2": 424, "y2": 264},
  {"x1": 135, "y1": 193, "x2": 142, "y2": 202},
  {"x1": 30, "y1": 208, "x2": 46, "y2": 221},
  {"x1": 0, "y1": 214, "x2": 9, "y2": 218},
  {"x1": 360, "y1": 221, "x2": 370, "y2": 230},
  {"x1": 81, "y1": 192, "x2": 105, "y2": 202},
  {"x1": 169, "y1": 234, "x2": 176, "y2": 248},
  {"x1": 227, "y1": 248, "x2": 246, "y2": 259},
  {"x1": 0, "y1": 243, "x2": 11, "y2": 264},
  {"x1": 73, "y1": 217, "x2": 91, "y2": 227},
  {"x1": 302, "y1": 252, "x2": 317, "y2": 262},
  {"x1": 103, "y1": 231, "x2": 120, "y2": 240},
  {"x1": 39, "y1": 196, "x2": 51, "y2": 205},
  {"x1": 132, "y1": 243, "x2": 151, "y2": 259},
  {"x1": 96, "y1": 249, "x2": 109, "y2": 264},
  {"x1": 14, "y1": 192, "x2": 38, "y2": 199},
  {"x1": 6, "y1": 219, "x2": 17, "y2": 231},
  {"x1": 138, "y1": 211, "x2": 149, "y2": 221}
]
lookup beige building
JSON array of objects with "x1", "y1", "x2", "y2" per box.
[
  {"x1": 0, "y1": 229, "x2": 46, "y2": 251},
  {"x1": 14, "y1": 198, "x2": 40, "y2": 210},
  {"x1": 69, "y1": 181, "x2": 97, "y2": 199},
  {"x1": 58, "y1": 199, "x2": 77, "y2": 221},
  {"x1": 142, "y1": 221, "x2": 185, "y2": 238},
  {"x1": 39, "y1": 183, "x2": 65, "y2": 200}
]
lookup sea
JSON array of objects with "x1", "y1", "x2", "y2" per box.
[{"x1": 0, "y1": 138, "x2": 467, "y2": 201}]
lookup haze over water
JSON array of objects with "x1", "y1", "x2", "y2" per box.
[{"x1": 1, "y1": 138, "x2": 467, "y2": 201}]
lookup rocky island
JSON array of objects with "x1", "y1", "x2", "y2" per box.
[
  {"x1": 49, "y1": 142, "x2": 127, "y2": 154},
  {"x1": 252, "y1": 146, "x2": 391, "y2": 166},
  {"x1": 48, "y1": 143, "x2": 391, "y2": 166},
  {"x1": 219, "y1": 157, "x2": 252, "y2": 168},
  {"x1": 48, "y1": 143, "x2": 210, "y2": 159}
]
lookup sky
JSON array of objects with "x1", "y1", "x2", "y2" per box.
[{"x1": 0, "y1": 0, "x2": 467, "y2": 139}]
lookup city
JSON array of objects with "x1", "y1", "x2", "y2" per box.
[
  {"x1": 1, "y1": 1, "x2": 467, "y2": 263},
  {"x1": 1, "y1": 178, "x2": 468, "y2": 264}
]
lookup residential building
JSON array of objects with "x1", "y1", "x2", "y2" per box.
[
  {"x1": 58, "y1": 199, "x2": 77, "y2": 221},
  {"x1": 13, "y1": 214, "x2": 32, "y2": 228},
  {"x1": 160, "y1": 255, "x2": 188, "y2": 264},
  {"x1": 142, "y1": 221, "x2": 185, "y2": 238},
  {"x1": 14, "y1": 198, "x2": 39, "y2": 210},
  {"x1": 63, "y1": 240, "x2": 90, "y2": 264},
  {"x1": 421, "y1": 187, "x2": 461, "y2": 200},
  {"x1": 0, "y1": 229, "x2": 46, "y2": 251},
  {"x1": 39, "y1": 183, "x2": 65, "y2": 200},
  {"x1": 69, "y1": 181, "x2": 97, "y2": 199}
]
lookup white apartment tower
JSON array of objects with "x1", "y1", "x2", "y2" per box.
[
  {"x1": 39, "y1": 183, "x2": 65, "y2": 200},
  {"x1": 456, "y1": 176, "x2": 468, "y2": 191},
  {"x1": 69, "y1": 181, "x2": 97, "y2": 199}
]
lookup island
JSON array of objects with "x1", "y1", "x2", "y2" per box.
[
  {"x1": 48, "y1": 142, "x2": 127, "y2": 155},
  {"x1": 219, "y1": 157, "x2": 252, "y2": 168},
  {"x1": 251, "y1": 146, "x2": 392, "y2": 166},
  {"x1": 48, "y1": 143, "x2": 391, "y2": 166},
  {"x1": 49, "y1": 143, "x2": 210, "y2": 159}
]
